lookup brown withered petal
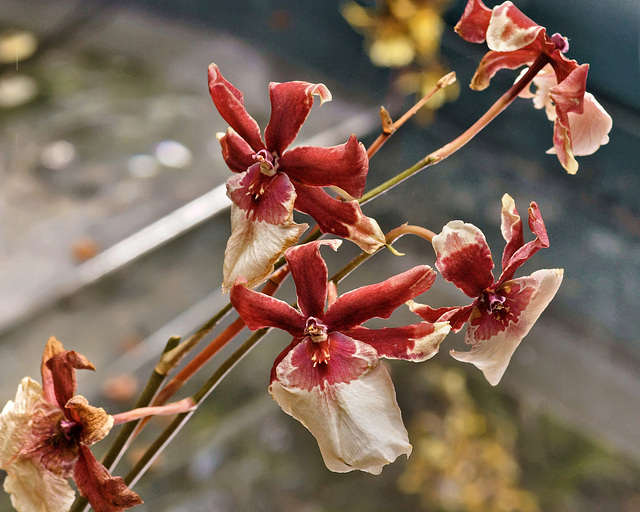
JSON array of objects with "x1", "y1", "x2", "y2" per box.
[{"x1": 65, "y1": 395, "x2": 114, "y2": 447}]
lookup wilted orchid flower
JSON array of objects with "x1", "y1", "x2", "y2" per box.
[
  {"x1": 410, "y1": 194, "x2": 563, "y2": 385},
  {"x1": 0, "y1": 337, "x2": 195, "y2": 512},
  {"x1": 208, "y1": 64, "x2": 384, "y2": 292},
  {"x1": 455, "y1": 0, "x2": 612, "y2": 174},
  {"x1": 230, "y1": 240, "x2": 450, "y2": 474}
]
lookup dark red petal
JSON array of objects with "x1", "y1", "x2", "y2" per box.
[
  {"x1": 279, "y1": 135, "x2": 369, "y2": 198},
  {"x1": 46, "y1": 349, "x2": 96, "y2": 411},
  {"x1": 469, "y1": 48, "x2": 539, "y2": 90},
  {"x1": 74, "y1": 445, "x2": 143, "y2": 512},
  {"x1": 293, "y1": 184, "x2": 384, "y2": 253},
  {"x1": 264, "y1": 81, "x2": 331, "y2": 156},
  {"x1": 455, "y1": 0, "x2": 492, "y2": 43},
  {"x1": 325, "y1": 266, "x2": 436, "y2": 331},
  {"x1": 219, "y1": 129, "x2": 256, "y2": 173},
  {"x1": 230, "y1": 281, "x2": 306, "y2": 336},
  {"x1": 500, "y1": 194, "x2": 524, "y2": 273},
  {"x1": 410, "y1": 303, "x2": 474, "y2": 332},
  {"x1": 41, "y1": 336, "x2": 66, "y2": 405},
  {"x1": 433, "y1": 221, "x2": 495, "y2": 298},
  {"x1": 499, "y1": 201, "x2": 549, "y2": 282},
  {"x1": 227, "y1": 166, "x2": 297, "y2": 224},
  {"x1": 345, "y1": 322, "x2": 448, "y2": 362},
  {"x1": 285, "y1": 240, "x2": 341, "y2": 319},
  {"x1": 208, "y1": 64, "x2": 265, "y2": 153}
]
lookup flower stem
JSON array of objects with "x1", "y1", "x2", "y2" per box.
[
  {"x1": 69, "y1": 336, "x2": 181, "y2": 512},
  {"x1": 359, "y1": 54, "x2": 550, "y2": 205},
  {"x1": 123, "y1": 327, "x2": 271, "y2": 488},
  {"x1": 367, "y1": 71, "x2": 457, "y2": 159}
]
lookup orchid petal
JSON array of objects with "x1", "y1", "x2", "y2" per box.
[
  {"x1": 3, "y1": 456, "x2": 75, "y2": 512},
  {"x1": 345, "y1": 322, "x2": 450, "y2": 362},
  {"x1": 500, "y1": 193, "x2": 524, "y2": 272},
  {"x1": 45, "y1": 344, "x2": 96, "y2": 411},
  {"x1": 469, "y1": 48, "x2": 539, "y2": 90},
  {"x1": 285, "y1": 240, "x2": 342, "y2": 319},
  {"x1": 0, "y1": 377, "x2": 76, "y2": 512},
  {"x1": 227, "y1": 166, "x2": 297, "y2": 224},
  {"x1": 433, "y1": 220, "x2": 495, "y2": 297},
  {"x1": 408, "y1": 302, "x2": 474, "y2": 332},
  {"x1": 41, "y1": 336, "x2": 65, "y2": 406},
  {"x1": 564, "y1": 92, "x2": 612, "y2": 157},
  {"x1": 294, "y1": 184, "x2": 385, "y2": 253},
  {"x1": 269, "y1": 335, "x2": 411, "y2": 474},
  {"x1": 279, "y1": 135, "x2": 369, "y2": 198},
  {"x1": 451, "y1": 268, "x2": 563, "y2": 385},
  {"x1": 74, "y1": 445, "x2": 143, "y2": 512},
  {"x1": 65, "y1": 396, "x2": 114, "y2": 447},
  {"x1": 265, "y1": 81, "x2": 331, "y2": 156},
  {"x1": 230, "y1": 279, "x2": 306, "y2": 336},
  {"x1": 325, "y1": 266, "x2": 436, "y2": 331},
  {"x1": 208, "y1": 64, "x2": 265, "y2": 152},
  {"x1": 222, "y1": 203, "x2": 307, "y2": 293},
  {"x1": 454, "y1": 0, "x2": 492, "y2": 44},
  {"x1": 218, "y1": 128, "x2": 256, "y2": 173},
  {"x1": 486, "y1": 1, "x2": 545, "y2": 52}
]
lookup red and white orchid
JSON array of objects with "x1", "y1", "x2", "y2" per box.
[
  {"x1": 410, "y1": 194, "x2": 563, "y2": 385},
  {"x1": 230, "y1": 240, "x2": 450, "y2": 474},
  {"x1": 455, "y1": 0, "x2": 612, "y2": 174},
  {"x1": 0, "y1": 337, "x2": 195, "y2": 512},
  {"x1": 208, "y1": 64, "x2": 384, "y2": 292}
]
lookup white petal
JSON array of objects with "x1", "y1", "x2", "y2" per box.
[
  {"x1": 4, "y1": 457, "x2": 75, "y2": 512},
  {"x1": 567, "y1": 93, "x2": 613, "y2": 156},
  {"x1": 451, "y1": 268, "x2": 563, "y2": 385},
  {"x1": 1, "y1": 377, "x2": 76, "y2": 512},
  {"x1": 222, "y1": 204, "x2": 307, "y2": 293},
  {"x1": 270, "y1": 340, "x2": 411, "y2": 474}
]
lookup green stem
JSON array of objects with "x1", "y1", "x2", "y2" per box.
[
  {"x1": 69, "y1": 336, "x2": 181, "y2": 512},
  {"x1": 123, "y1": 328, "x2": 270, "y2": 488},
  {"x1": 359, "y1": 54, "x2": 550, "y2": 206}
]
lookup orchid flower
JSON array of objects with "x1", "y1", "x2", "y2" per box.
[
  {"x1": 230, "y1": 240, "x2": 450, "y2": 474},
  {"x1": 0, "y1": 337, "x2": 195, "y2": 512},
  {"x1": 208, "y1": 64, "x2": 385, "y2": 292},
  {"x1": 455, "y1": 0, "x2": 612, "y2": 174},
  {"x1": 410, "y1": 194, "x2": 563, "y2": 385}
]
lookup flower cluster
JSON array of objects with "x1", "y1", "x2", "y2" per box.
[{"x1": 455, "y1": 0, "x2": 611, "y2": 174}]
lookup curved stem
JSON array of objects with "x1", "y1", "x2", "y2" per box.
[{"x1": 359, "y1": 54, "x2": 550, "y2": 205}]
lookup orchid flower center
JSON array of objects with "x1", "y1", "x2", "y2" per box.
[
  {"x1": 60, "y1": 418, "x2": 81, "y2": 441},
  {"x1": 254, "y1": 149, "x2": 278, "y2": 177},
  {"x1": 483, "y1": 290, "x2": 508, "y2": 317},
  {"x1": 550, "y1": 32, "x2": 569, "y2": 53},
  {"x1": 304, "y1": 317, "x2": 330, "y2": 366}
]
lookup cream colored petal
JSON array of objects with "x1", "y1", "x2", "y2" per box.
[
  {"x1": 0, "y1": 377, "x2": 47, "y2": 468},
  {"x1": 451, "y1": 268, "x2": 563, "y2": 385},
  {"x1": 270, "y1": 340, "x2": 411, "y2": 474},
  {"x1": 566, "y1": 92, "x2": 612, "y2": 156},
  {"x1": 4, "y1": 456, "x2": 75, "y2": 512},
  {"x1": 222, "y1": 204, "x2": 307, "y2": 293}
]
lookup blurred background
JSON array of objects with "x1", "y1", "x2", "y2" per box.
[{"x1": 0, "y1": 0, "x2": 639, "y2": 510}]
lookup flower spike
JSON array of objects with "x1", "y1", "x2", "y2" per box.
[{"x1": 455, "y1": 0, "x2": 612, "y2": 173}]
